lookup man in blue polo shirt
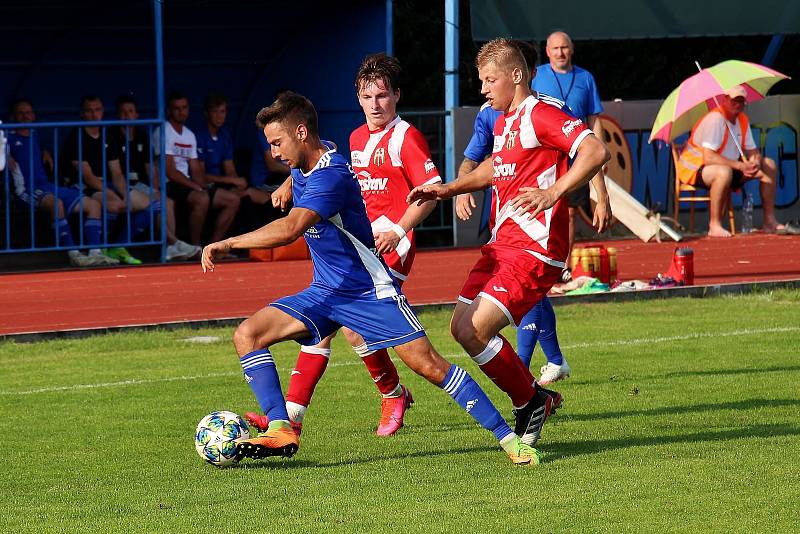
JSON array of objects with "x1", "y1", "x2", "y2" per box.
[{"x1": 532, "y1": 31, "x2": 606, "y2": 277}]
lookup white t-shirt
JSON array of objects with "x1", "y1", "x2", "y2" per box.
[
  {"x1": 153, "y1": 122, "x2": 198, "y2": 178},
  {"x1": 693, "y1": 111, "x2": 756, "y2": 161}
]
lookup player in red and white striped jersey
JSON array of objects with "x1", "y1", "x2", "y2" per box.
[
  {"x1": 249, "y1": 54, "x2": 440, "y2": 437},
  {"x1": 408, "y1": 39, "x2": 609, "y2": 447}
]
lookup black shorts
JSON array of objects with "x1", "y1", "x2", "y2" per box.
[
  {"x1": 697, "y1": 167, "x2": 744, "y2": 191},
  {"x1": 167, "y1": 182, "x2": 215, "y2": 204},
  {"x1": 567, "y1": 183, "x2": 590, "y2": 209}
]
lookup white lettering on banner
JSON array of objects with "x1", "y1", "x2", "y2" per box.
[
  {"x1": 492, "y1": 156, "x2": 516, "y2": 178},
  {"x1": 562, "y1": 119, "x2": 582, "y2": 137}
]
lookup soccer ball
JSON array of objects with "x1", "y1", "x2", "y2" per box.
[{"x1": 194, "y1": 411, "x2": 251, "y2": 467}]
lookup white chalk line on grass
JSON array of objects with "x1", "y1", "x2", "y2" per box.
[{"x1": 2, "y1": 325, "x2": 798, "y2": 396}]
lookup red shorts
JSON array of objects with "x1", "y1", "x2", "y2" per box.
[{"x1": 458, "y1": 244, "x2": 562, "y2": 326}]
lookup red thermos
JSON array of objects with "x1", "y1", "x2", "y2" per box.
[{"x1": 674, "y1": 248, "x2": 694, "y2": 285}]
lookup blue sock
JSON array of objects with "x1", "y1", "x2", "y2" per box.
[
  {"x1": 517, "y1": 298, "x2": 563, "y2": 367},
  {"x1": 132, "y1": 208, "x2": 155, "y2": 240},
  {"x1": 440, "y1": 364, "x2": 513, "y2": 442},
  {"x1": 84, "y1": 218, "x2": 102, "y2": 247},
  {"x1": 536, "y1": 297, "x2": 563, "y2": 365},
  {"x1": 105, "y1": 212, "x2": 123, "y2": 244},
  {"x1": 517, "y1": 303, "x2": 542, "y2": 368},
  {"x1": 240, "y1": 349, "x2": 289, "y2": 424},
  {"x1": 54, "y1": 218, "x2": 75, "y2": 248}
]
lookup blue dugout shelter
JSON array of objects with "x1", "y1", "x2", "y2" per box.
[{"x1": 0, "y1": 0, "x2": 391, "y2": 259}]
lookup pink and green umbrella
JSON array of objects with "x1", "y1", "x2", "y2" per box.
[{"x1": 649, "y1": 60, "x2": 790, "y2": 144}]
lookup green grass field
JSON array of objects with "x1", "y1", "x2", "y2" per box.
[{"x1": 2, "y1": 291, "x2": 800, "y2": 533}]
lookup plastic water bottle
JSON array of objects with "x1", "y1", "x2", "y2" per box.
[{"x1": 742, "y1": 193, "x2": 754, "y2": 234}]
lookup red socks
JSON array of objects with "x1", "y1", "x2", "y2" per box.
[
  {"x1": 471, "y1": 335, "x2": 536, "y2": 408},
  {"x1": 285, "y1": 346, "x2": 330, "y2": 407},
  {"x1": 356, "y1": 345, "x2": 400, "y2": 396}
]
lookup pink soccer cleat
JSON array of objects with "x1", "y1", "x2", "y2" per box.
[{"x1": 376, "y1": 385, "x2": 413, "y2": 436}]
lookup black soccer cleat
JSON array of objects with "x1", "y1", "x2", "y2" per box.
[{"x1": 513, "y1": 388, "x2": 553, "y2": 447}]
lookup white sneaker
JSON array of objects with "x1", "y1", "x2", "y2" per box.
[
  {"x1": 69, "y1": 252, "x2": 102, "y2": 267},
  {"x1": 539, "y1": 358, "x2": 571, "y2": 386},
  {"x1": 88, "y1": 250, "x2": 119, "y2": 266},
  {"x1": 166, "y1": 243, "x2": 187, "y2": 261},
  {"x1": 176, "y1": 240, "x2": 201, "y2": 259}
]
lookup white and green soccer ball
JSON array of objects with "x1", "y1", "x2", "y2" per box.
[{"x1": 195, "y1": 411, "x2": 251, "y2": 467}]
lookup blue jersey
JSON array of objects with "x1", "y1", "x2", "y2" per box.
[
  {"x1": 463, "y1": 91, "x2": 572, "y2": 162},
  {"x1": 532, "y1": 64, "x2": 602, "y2": 123},
  {"x1": 196, "y1": 126, "x2": 234, "y2": 176},
  {"x1": 8, "y1": 131, "x2": 50, "y2": 190},
  {"x1": 291, "y1": 148, "x2": 398, "y2": 299}
]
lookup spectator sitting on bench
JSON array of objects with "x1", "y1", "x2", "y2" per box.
[
  {"x1": 153, "y1": 91, "x2": 240, "y2": 246},
  {"x1": 61, "y1": 95, "x2": 152, "y2": 264},
  {"x1": 113, "y1": 95, "x2": 200, "y2": 261},
  {"x1": 197, "y1": 92, "x2": 271, "y2": 206},
  {"x1": 7, "y1": 99, "x2": 117, "y2": 267}
]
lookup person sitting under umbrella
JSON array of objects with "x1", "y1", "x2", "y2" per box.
[{"x1": 675, "y1": 85, "x2": 786, "y2": 237}]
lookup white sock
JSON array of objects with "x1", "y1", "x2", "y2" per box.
[{"x1": 286, "y1": 401, "x2": 307, "y2": 424}]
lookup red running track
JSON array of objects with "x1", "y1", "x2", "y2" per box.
[{"x1": 1, "y1": 233, "x2": 798, "y2": 336}]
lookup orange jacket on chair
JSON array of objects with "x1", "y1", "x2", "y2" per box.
[{"x1": 676, "y1": 107, "x2": 749, "y2": 186}]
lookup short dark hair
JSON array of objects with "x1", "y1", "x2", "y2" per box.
[
  {"x1": 80, "y1": 95, "x2": 102, "y2": 109},
  {"x1": 255, "y1": 91, "x2": 318, "y2": 138},
  {"x1": 354, "y1": 53, "x2": 402, "y2": 93},
  {"x1": 11, "y1": 98, "x2": 33, "y2": 114},
  {"x1": 204, "y1": 91, "x2": 228, "y2": 111},
  {"x1": 511, "y1": 40, "x2": 538, "y2": 72},
  {"x1": 116, "y1": 94, "x2": 137, "y2": 110},
  {"x1": 167, "y1": 91, "x2": 188, "y2": 106}
]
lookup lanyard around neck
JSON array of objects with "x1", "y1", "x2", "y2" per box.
[{"x1": 551, "y1": 67, "x2": 576, "y2": 103}]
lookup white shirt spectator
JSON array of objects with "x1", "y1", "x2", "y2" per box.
[
  {"x1": 693, "y1": 111, "x2": 756, "y2": 161},
  {"x1": 153, "y1": 122, "x2": 198, "y2": 178}
]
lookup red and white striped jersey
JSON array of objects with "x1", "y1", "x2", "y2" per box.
[
  {"x1": 349, "y1": 116, "x2": 441, "y2": 278},
  {"x1": 489, "y1": 95, "x2": 592, "y2": 266}
]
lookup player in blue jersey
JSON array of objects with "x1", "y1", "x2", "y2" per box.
[
  {"x1": 201, "y1": 92, "x2": 542, "y2": 465},
  {"x1": 455, "y1": 40, "x2": 611, "y2": 386}
]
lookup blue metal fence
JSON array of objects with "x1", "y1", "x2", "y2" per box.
[{"x1": 1, "y1": 120, "x2": 167, "y2": 256}]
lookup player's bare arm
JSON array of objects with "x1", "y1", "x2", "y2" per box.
[
  {"x1": 373, "y1": 198, "x2": 437, "y2": 254},
  {"x1": 408, "y1": 157, "x2": 493, "y2": 206},
  {"x1": 202, "y1": 206, "x2": 319, "y2": 272},
  {"x1": 589, "y1": 174, "x2": 612, "y2": 232},
  {"x1": 510, "y1": 134, "x2": 610, "y2": 218},
  {"x1": 272, "y1": 175, "x2": 293, "y2": 211},
  {"x1": 108, "y1": 159, "x2": 129, "y2": 200},
  {"x1": 165, "y1": 155, "x2": 203, "y2": 191},
  {"x1": 455, "y1": 157, "x2": 480, "y2": 220}
]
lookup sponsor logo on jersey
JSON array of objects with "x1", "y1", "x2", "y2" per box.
[
  {"x1": 492, "y1": 156, "x2": 516, "y2": 179},
  {"x1": 562, "y1": 119, "x2": 583, "y2": 137},
  {"x1": 305, "y1": 225, "x2": 321, "y2": 239},
  {"x1": 492, "y1": 285, "x2": 508, "y2": 293},
  {"x1": 506, "y1": 130, "x2": 518, "y2": 149},
  {"x1": 373, "y1": 147, "x2": 386, "y2": 166},
  {"x1": 522, "y1": 322, "x2": 537, "y2": 331},
  {"x1": 359, "y1": 175, "x2": 389, "y2": 192},
  {"x1": 424, "y1": 159, "x2": 436, "y2": 174}
]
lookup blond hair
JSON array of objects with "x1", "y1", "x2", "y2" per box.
[{"x1": 475, "y1": 38, "x2": 529, "y2": 80}]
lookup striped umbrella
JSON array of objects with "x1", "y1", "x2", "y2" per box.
[{"x1": 649, "y1": 60, "x2": 790, "y2": 143}]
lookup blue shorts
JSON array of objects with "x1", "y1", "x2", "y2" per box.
[
  {"x1": 270, "y1": 284, "x2": 427, "y2": 351},
  {"x1": 16, "y1": 184, "x2": 84, "y2": 214}
]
